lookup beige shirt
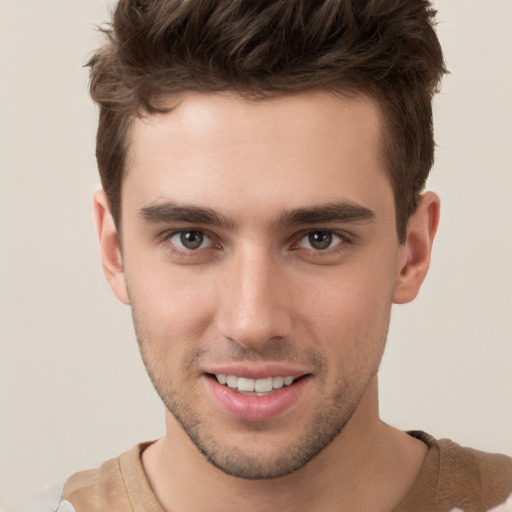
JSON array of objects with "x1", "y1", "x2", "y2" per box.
[{"x1": 62, "y1": 432, "x2": 512, "y2": 512}]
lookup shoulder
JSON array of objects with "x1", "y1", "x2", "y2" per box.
[
  {"x1": 400, "y1": 431, "x2": 512, "y2": 512},
  {"x1": 61, "y1": 450, "x2": 132, "y2": 509},
  {"x1": 436, "y1": 437, "x2": 512, "y2": 510},
  {"x1": 60, "y1": 442, "x2": 157, "y2": 511}
]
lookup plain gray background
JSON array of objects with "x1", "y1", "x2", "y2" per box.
[{"x1": 1, "y1": 0, "x2": 511, "y2": 508}]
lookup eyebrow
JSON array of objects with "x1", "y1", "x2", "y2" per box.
[
  {"x1": 139, "y1": 200, "x2": 375, "y2": 228},
  {"x1": 276, "y1": 201, "x2": 375, "y2": 227},
  {"x1": 139, "y1": 202, "x2": 236, "y2": 228},
  {"x1": 139, "y1": 201, "x2": 235, "y2": 227}
]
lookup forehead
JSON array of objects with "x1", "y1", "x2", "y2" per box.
[{"x1": 124, "y1": 90, "x2": 393, "y2": 222}]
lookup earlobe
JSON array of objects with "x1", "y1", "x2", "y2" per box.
[
  {"x1": 393, "y1": 191, "x2": 440, "y2": 304},
  {"x1": 93, "y1": 189, "x2": 130, "y2": 305}
]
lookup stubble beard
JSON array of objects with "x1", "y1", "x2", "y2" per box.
[
  {"x1": 134, "y1": 333, "x2": 379, "y2": 480},
  {"x1": 157, "y1": 377, "x2": 363, "y2": 479}
]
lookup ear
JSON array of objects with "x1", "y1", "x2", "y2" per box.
[
  {"x1": 93, "y1": 189, "x2": 130, "y2": 305},
  {"x1": 393, "y1": 191, "x2": 440, "y2": 304}
]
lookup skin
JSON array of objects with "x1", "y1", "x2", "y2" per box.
[{"x1": 94, "y1": 89, "x2": 439, "y2": 511}]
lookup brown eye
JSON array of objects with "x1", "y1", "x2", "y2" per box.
[
  {"x1": 308, "y1": 231, "x2": 332, "y2": 250},
  {"x1": 170, "y1": 230, "x2": 211, "y2": 250},
  {"x1": 297, "y1": 231, "x2": 343, "y2": 251}
]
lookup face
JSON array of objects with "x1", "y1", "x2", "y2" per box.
[{"x1": 109, "y1": 90, "x2": 410, "y2": 479}]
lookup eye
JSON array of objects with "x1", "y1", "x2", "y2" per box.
[
  {"x1": 169, "y1": 230, "x2": 213, "y2": 251},
  {"x1": 296, "y1": 230, "x2": 344, "y2": 251}
]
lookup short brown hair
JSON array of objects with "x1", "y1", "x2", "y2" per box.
[{"x1": 88, "y1": 0, "x2": 446, "y2": 242}]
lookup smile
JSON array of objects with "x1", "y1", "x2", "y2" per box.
[
  {"x1": 205, "y1": 372, "x2": 309, "y2": 421},
  {"x1": 214, "y1": 374, "x2": 297, "y2": 395}
]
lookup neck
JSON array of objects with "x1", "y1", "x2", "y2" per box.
[{"x1": 142, "y1": 378, "x2": 427, "y2": 512}]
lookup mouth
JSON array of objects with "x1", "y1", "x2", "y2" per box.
[
  {"x1": 211, "y1": 374, "x2": 300, "y2": 396},
  {"x1": 203, "y1": 367, "x2": 311, "y2": 421}
]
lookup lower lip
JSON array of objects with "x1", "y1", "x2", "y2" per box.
[{"x1": 204, "y1": 375, "x2": 309, "y2": 422}]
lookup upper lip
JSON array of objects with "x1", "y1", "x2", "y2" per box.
[{"x1": 203, "y1": 364, "x2": 310, "y2": 380}]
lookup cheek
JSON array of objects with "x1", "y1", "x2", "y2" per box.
[
  {"x1": 125, "y1": 258, "x2": 218, "y2": 343},
  {"x1": 295, "y1": 259, "x2": 396, "y2": 362},
  {"x1": 129, "y1": 273, "x2": 212, "y2": 386},
  {"x1": 301, "y1": 261, "x2": 395, "y2": 323}
]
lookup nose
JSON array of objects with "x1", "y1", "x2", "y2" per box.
[{"x1": 215, "y1": 247, "x2": 293, "y2": 350}]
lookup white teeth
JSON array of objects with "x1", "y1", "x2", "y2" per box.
[
  {"x1": 215, "y1": 374, "x2": 297, "y2": 392},
  {"x1": 255, "y1": 377, "x2": 273, "y2": 393},
  {"x1": 273, "y1": 376, "x2": 284, "y2": 389},
  {"x1": 226, "y1": 375, "x2": 238, "y2": 388},
  {"x1": 238, "y1": 377, "x2": 255, "y2": 392}
]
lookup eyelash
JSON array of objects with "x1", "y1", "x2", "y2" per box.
[
  {"x1": 161, "y1": 230, "x2": 219, "y2": 257},
  {"x1": 160, "y1": 228, "x2": 353, "y2": 258},
  {"x1": 294, "y1": 229, "x2": 349, "y2": 253},
  {"x1": 291, "y1": 229, "x2": 352, "y2": 255}
]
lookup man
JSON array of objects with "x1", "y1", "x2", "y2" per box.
[{"x1": 54, "y1": 0, "x2": 512, "y2": 510}]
